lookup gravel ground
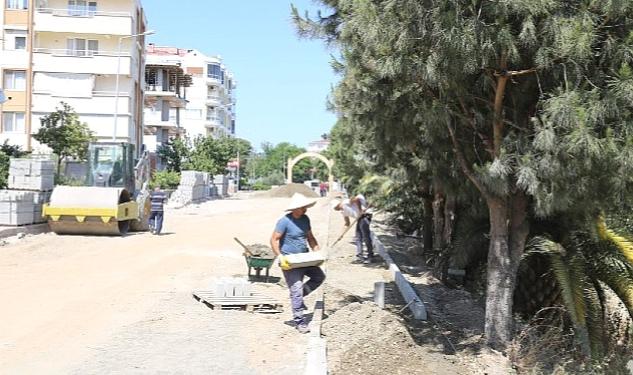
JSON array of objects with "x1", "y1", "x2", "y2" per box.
[
  {"x1": 0, "y1": 193, "x2": 511, "y2": 374},
  {"x1": 322, "y1": 212, "x2": 513, "y2": 374}
]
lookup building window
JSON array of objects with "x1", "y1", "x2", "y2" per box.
[
  {"x1": 206, "y1": 106, "x2": 217, "y2": 121},
  {"x1": 207, "y1": 64, "x2": 224, "y2": 84},
  {"x1": 14, "y1": 36, "x2": 26, "y2": 50},
  {"x1": 6, "y1": 0, "x2": 28, "y2": 9},
  {"x1": 3, "y1": 70, "x2": 26, "y2": 90},
  {"x1": 68, "y1": 0, "x2": 97, "y2": 16},
  {"x1": 2, "y1": 112, "x2": 25, "y2": 133},
  {"x1": 67, "y1": 38, "x2": 98, "y2": 56}
]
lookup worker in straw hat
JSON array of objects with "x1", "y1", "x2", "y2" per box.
[{"x1": 270, "y1": 192, "x2": 325, "y2": 334}]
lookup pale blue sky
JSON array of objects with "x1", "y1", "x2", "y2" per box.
[{"x1": 144, "y1": 1, "x2": 339, "y2": 151}]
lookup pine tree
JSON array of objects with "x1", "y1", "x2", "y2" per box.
[{"x1": 295, "y1": 1, "x2": 633, "y2": 349}]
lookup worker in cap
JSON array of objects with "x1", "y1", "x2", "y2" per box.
[{"x1": 270, "y1": 193, "x2": 325, "y2": 334}]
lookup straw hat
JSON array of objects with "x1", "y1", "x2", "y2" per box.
[{"x1": 286, "y1": 193, "x2": 317, "y2": 211}]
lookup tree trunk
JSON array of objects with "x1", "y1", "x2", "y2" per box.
[
  {"x1": 422, "y1": 196, "x2": 434, "y2": 254},
  {"x1": 57, "y1": 156, "x2": 63, "y2": 177},
  {"x1": 484, "y1": 193, "x2": 529, "y2": 349},
  {"x1": 432, "y1": 191, "x2": 445, "y2": 253},
  {"x1": 443, "y1": 195, "x2": 456, "y2": 247}
]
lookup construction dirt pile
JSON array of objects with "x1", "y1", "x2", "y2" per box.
[
  {"x1": 323, "y1": 298, "x2": 431, "y2": 374},
  {"x1": 257, "y1": 183, "x2": 319, "y2": 198},
  {"x1": 245, "y1": 244, "x2": 275, "y2": 258}
]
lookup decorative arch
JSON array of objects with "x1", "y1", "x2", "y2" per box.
[{"x1": 287, "y1": 152, "x2": 335, "y2": 194}]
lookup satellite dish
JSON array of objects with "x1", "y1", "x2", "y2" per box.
[{"x1": 0, "y1": 89, "x2": 6, "y2": 104}]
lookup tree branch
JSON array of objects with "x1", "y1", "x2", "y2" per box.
[
  {"x1": 445, "y1": 116, "x2": 490, "y2": 200},
  {"x1": 493, "y1": 56, "x2": 509, "y2": 158}
]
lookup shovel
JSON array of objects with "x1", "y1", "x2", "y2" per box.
[{"x1": 234, "y1": 237, "x2": 254, "y2": 257}]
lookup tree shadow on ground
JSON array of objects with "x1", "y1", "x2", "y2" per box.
[{"x1": 372, "y1": 228, "x2": 486, "y2": 357}]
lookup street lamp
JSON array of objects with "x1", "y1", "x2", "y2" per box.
[{"x1": 113, "y1": 29, "x2": 155, "y2": 141}]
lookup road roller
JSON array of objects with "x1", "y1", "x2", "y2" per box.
[{"x1": 43, "y1": 142, "x2": 151, "y2": 235}]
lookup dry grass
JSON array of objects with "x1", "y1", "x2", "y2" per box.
[{"x1": 509, "y1": 306, "x2": 633, "y2": 374}]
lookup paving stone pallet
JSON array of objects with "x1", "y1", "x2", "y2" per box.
[{"x1": 192, "y1": 290, "x2": 283, "y2": 313}]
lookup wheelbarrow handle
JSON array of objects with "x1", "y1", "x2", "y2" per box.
[{"x1": 234, "y1": 237, "x2": 254, "y2": 257}]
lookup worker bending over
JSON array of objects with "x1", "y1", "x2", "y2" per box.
[{"x1": 332, "y1": 194, "x2": 375, "y2": 264}]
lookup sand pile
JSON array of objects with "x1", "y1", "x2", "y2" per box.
[{"x1": 257, "y1": 183, "x2": 319, "y2": 198}]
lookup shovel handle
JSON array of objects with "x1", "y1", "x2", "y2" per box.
[{"x1": 234, "y1": 237, "x2": 254, "y2": 257}]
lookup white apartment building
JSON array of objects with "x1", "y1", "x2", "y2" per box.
[
  {"x1": 143, "y1": 46, "x2": 191, "y2": 169},
  {"x1": 0, "y1": 0, "x2": 148, "y2": 154},
  {"x1": 146, "y1": 44, "x2": 236, "y2": 141}
]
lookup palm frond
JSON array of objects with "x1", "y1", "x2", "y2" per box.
[
  {"x1": 597, "y1": 217, "x2": 633, "y2": 264},
  {"x1": 584, "y1": 281, "x2": 606, "y2": 357}
]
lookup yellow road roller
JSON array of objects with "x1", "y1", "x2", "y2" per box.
[{"x1": 43, "y1": 143, "x2": 151, "y2": 235}]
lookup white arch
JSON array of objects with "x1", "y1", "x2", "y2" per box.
[{"x1": 287, "y1": 152, "x2": 335, "y2": 194}]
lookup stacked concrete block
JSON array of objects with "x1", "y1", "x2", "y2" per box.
[
  {"x1": 168, "y1": 171, "x2": 209, "y2": 206},
  {"x1": 8, "y1": 159, "x2": 55, "y2": 191},
  {"x1": 0, "y1": 191, "x2": 35, "y2": 226},
  {"x1": 213, "y1": 277, "x2": 252, "y2": 297},
  {"x1": 32, "y1": 191, "x2": 52, "y2": 224},
  {"x1": 211, "y1": 175, "x2": 229, "y2": 198},
  {"x1": 0, "y1": 158, "x2": 54, "y2": 226}
]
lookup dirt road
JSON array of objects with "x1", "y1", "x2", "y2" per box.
[
  {"x1": 0, "y1": 193, "x2": 502, "y2": 374},
  {"x1": 0, "y1": 195, "x2": 331, "y2": 374}
]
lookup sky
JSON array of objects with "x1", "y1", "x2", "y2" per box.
[{"x1": 144, "y1": 0, "x2": 340, "y2": 151}]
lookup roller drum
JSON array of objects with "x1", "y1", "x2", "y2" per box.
[{"x1": 46, "y1": 186, "x2": 132, "y2": 236}]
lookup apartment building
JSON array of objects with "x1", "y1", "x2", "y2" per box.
[
  {"x1": 0, "y1": 0, "x2": 148, "y2": 154},
  {"x1": 143, "y1": 46, "x2": 191, "y2": 168},
  {"x1": 146, "y1": 44, "x2": 236, "y2": 141}
]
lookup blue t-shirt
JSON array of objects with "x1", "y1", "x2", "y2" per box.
[{"x1": 274, "y1": 213, "x2": 311, "y2": 255}]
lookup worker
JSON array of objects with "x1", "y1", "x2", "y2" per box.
[
  {"x1": 332, "y1": 193, "x2": 375, "y2": 264},
  {"x1": 270, "y1": 193, "x2": 325, "y2": 334},
  {"x1": 148, "y1": 186, "x2": 167, "y2": 235}
]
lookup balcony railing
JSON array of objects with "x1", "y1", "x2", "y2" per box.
[
  {"x1": 36, "y1": 7, "x2": 130, "y2": 18},
  {"x1": 33, "y1": 47, "x2": 130, "y2": 58},
  {"x1": 145, "y1": 84, "x2": 178, "y2": 95}
]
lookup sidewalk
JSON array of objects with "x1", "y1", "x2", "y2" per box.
[{"x1": 0, "y1": 223, "x2": 49, "y2": 239}]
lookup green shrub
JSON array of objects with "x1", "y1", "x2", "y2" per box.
[
  {"x1": 55, "y1": 174, "x2": 85, "y2": 186},
  {"x1": 260, "y1": 170, "x2": 285, "y2": 186},
  {"x1": 252, "y1": 181, "x2": 271, "y2": 191},
  {"x1": 150, "y1": 170, "x2": 181, "y2": 189}
]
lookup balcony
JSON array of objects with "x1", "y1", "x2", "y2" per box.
[
  {"x1": 34, "y1": 8, "x2": 133, "y2": 36},
  {"x1": 206, "y1": 93, "x2": 222, "y2": 106},
  {"x1": 33, "y1": 48, "x2": 134, "y2": 75},
  {"x1": 32, "y1": 91, "x2": 130, "y2": 115},
  {"x1": 204, "y1": 115, "x2": 222, "y2": 128},
  {"x1": 144, "y1": 111, "x2": 178, "y2": 127}
]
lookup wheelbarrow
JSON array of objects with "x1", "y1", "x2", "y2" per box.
[{"x1": 234, "y1": 237, "x2": 276, "y2": 282}]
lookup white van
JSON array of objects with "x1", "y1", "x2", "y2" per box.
[{"x1": 304, "y1": 179, "x2": 320, "y2": 195}]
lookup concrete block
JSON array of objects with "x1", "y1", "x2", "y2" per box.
[
  {"x1": 8, "y1": 175, "x2": 54, "y2": 191},
  {"x1": 31, "y1": 191, "x2": 52, "y2": 204},
  {"x1": 0, "y1": 201, "x2": 35, "y2": 214},
  {"x1": 9, "y1": 158, "x2": 55, "y2": 177},
  {"x1": 0, "y1": 190, "x2": 35, "y2": 202},
  {"x1": 0, "y1": 211, "x2": 34, "y2": 226}
]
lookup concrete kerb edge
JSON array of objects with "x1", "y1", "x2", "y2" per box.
[
  {"x1": 0, "y1": 223, "x2": 49, "y2": 239},
  {"x1": 305, "y1": 272, "x2": 327, "y2": 375},
  {"x1": 372, "y1": 232, "x2": 428, "y2": 320}
]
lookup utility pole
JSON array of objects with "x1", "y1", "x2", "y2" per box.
[{"x1": 236, "y1": 149, "x2": 240, "y2": 191}]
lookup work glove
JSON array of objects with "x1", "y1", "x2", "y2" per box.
[{"x1": 278, "y1": 255, "x2": 291, "y2": 271}]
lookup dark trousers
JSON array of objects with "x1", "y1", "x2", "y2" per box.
[
  {"x1": 355, "y1": 215, "x2": 374, "y2": 259},
  {"x1": 282, "y1": 266, "x2": 326, "y2": 326},
  {"x1": 149, "y1": 211, "x2": 164, "y2": 234}
]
